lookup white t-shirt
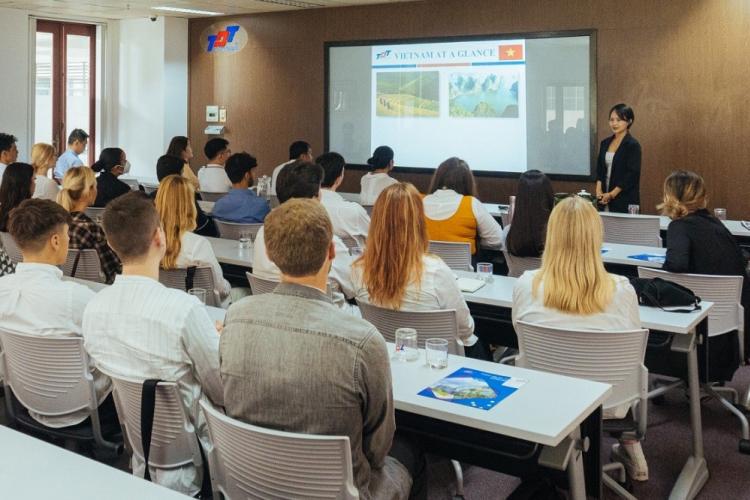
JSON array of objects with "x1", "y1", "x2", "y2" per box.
[
  {"x1": 176, "y1": 231, "x2": 232, "y2": 304},
  {"x1": 197, "y1": 164, "x2": 231, "y2": 193},
  {"x1": 359, "y1": 172, "x2": 398, "y2": 206},
  {"x1": 270, "y1": 159, "x2": 295, "y2": 196},
  {"x1": 33, "y1": 174, "x2": 60, "y2": 201},
  {"x1": 320, "y1": 189, "x2": 370, "y2": 247},
  {"x1": 423, "y1": 189, "x2": 504, "y2": 250}
]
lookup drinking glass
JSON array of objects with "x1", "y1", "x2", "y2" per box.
[
  {"x1": 394, "y1": 328, "x2": 419, "y2": 362},
  {"x1": 477, "y1": 262, "x2": 493, "y2": 282},
  {"x1": 425, "y1": 338, "x2": 449, "y2": 369},
  {"x1": 188, "y1": 288, "x2": 207, "y2": 304},
  {"x1": 628, "y1": 204, "x2": 640, "y2": 215},
  {"x1": 714, "y1": 208, "x2": 727, "y2": 221},
  {"x1": 238, "y1": 230, "x2": 253, "y2": 250}
]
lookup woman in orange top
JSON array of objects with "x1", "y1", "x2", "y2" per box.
[{"x1": 423, "y1": 157, "x2": 502, "y2": 254}]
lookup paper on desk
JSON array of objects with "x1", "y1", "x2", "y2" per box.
[
  {"x1": 628, "y1": 253, "x2": 666, "y2": 264},
  {"x1": 419, "y1": 367, "x2": 526, "y2": 411},
  {"x1": 457, "y1": 277, "x2": 486, "y2": 293}
]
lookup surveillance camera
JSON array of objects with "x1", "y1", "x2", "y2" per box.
[{"x1": 149, "y1": 15, "x2": 157, "y2": 22}]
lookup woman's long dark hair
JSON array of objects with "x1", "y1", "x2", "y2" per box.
[
  {"x1": 0, "y1": 162, "x2": 34, "y2": 231},
  {"x1": 429, "y1": 157, "x2": 477, "y2": 196},
  {"x1": 91, "y1": 148, "x2": 124, "y2": 173},
  {"x1": 166, "y1": 136, "x2": 189, "y2": 160},
  {"x1": 506, "y1": 170, "x2": 554, "y2": 257}
]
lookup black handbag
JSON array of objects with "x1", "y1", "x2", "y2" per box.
[{"x1": 629, "y1": 277, "x2": 701, "y2": 312}]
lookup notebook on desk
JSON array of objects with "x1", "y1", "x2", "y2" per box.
[
  {"x1": 457, "y1": 277, "x2": 486, "y2": 293},
  {"x1": 418, "y1": 367, "x2": 526, "y2": 411}
]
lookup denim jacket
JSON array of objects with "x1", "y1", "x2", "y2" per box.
[{"x1": 220, "y1": 282, "x2": 411, "y2": 499}]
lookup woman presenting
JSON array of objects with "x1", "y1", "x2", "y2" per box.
[{"x1": 595, "y1": 103, "x2": 641, "y2": 213}]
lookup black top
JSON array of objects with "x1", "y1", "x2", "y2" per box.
[
  {"x1": 93, "y1": 171, "x2": 130, "y2": 208},
  {"x1": 596, "y1": 133, "x2": 641, "y2": 213}
]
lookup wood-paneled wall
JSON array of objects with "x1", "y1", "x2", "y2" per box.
[{"x1": 189, "y1": 0, "x2": 750, "y2": 216}]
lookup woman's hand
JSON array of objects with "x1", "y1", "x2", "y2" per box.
[{"x1": 600, "y1": 192, "x2": 613, "y2": 204}]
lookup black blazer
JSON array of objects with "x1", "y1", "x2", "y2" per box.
[
  {"x1": 93, "y1": 171, "x2": 130, "y2": 207},
  {"x1": 596, "y1": 133, "x2": 641, "y2": 213}
]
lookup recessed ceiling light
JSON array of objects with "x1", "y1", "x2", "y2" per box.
[{"x1": 152, "y1": 6, "x2": 224, "y2": 15}]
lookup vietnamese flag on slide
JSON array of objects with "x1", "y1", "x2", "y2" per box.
[{"x1": 499, "y1": 44, "x2": 524, "y2": 61}]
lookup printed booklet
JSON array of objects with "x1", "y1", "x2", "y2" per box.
[{"x1": 418, "y1": 367, "x2": 526, "y2": 411}]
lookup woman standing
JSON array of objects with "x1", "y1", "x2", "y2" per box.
[{"x1": 595, "y1": 104, "x2": 641, "y2": 213}]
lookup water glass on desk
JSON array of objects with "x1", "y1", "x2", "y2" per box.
[
  {"x1": 425, "y1": 338, "x2": 449, "y2": 369},
  {"x1": 394, "y1": 328, "x2": 419, "y2": 362},
  {"x1": 238, "y1": 230, "x2": 253, "y2": 250},
  {"x1": 188, "y1": 288, "x2": 207, "y2": 304},
  {"x1": 477, "y1": 262, "x2": 493, "y2": 282},
  {"x1": 628, "y1": 204, "x2": 640, "y2": 215},
  {"x1": 714, "y1": 208, "x2": 727, "y2": 220}
]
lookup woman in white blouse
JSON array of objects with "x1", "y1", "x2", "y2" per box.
[
  {"x1": 512, "y1": 195, "x2": 647, "y2": 482},
  {"x1": 359, "y1": 145, "x2": 398, "y2": 206},
  {"x1": 423, "y1": 157, "x2": 502, "y2": 255},
  {"x1": 351, "y1": 182, "x2": 480, "y2": 355},
  {"x1": 30, "y1": 143, "x2": 60, "y2": 201},
  {"x1": 155, "y1": 175, "x2": 231, "y2": 305}
]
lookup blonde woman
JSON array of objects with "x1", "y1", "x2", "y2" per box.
[
  {"x1": 511, "y1": 196, "x2": 645, "y2": 480},
  {"x1": 30, "y1": 143, "x2": 60, "y2": 201},
  {"x1": 57, "y1": 166, "x2": 121, "y2": 284},
  {"x1": 155, "y1": 175, "x2": 230, "y2": 305},
  {"x1": 350, "y1": 182, "x2": 478, "y2": 353}
]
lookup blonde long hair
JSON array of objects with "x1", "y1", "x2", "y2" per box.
[
  {"x1": 532, "y1": 196, "x2": 615, "y2": 314},
  {"x1": 155, "y1": 175, "x2": 196, "y2": 269},
  {"x1": 30, "y1": 143, "x2": 56, "y2": 176},
  {"x1": 657, "y1": 170, "x2": 707, "y2": 220},
  {"x1": 57, "y1": 166, "x2": 95, "y2": 212},
  {"x1": 355, "y1": 182, "x2": 428, "y2": 309}
]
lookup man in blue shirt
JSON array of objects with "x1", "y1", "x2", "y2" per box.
[
  {"x1": 54, "y1": 129, "x2": 88, "y2": 180},
  {"x1": 212, "y1": 152, "x2": 271, "y2": 223}
]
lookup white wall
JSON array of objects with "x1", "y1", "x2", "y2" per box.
[{"x1": 0, "y1": 7, "x2": 31, "y2": 159}]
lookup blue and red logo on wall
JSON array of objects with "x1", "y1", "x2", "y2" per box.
[{"x1": 202, "y1": 24, "x2": 248, "y2": 54}]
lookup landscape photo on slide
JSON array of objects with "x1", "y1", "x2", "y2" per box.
[
  {"x1": 449, "y1": 72, "x2": 519, "y2": 118},
  {"x1": 376, "y1": 71, "x2": 440, "y2": 117}
]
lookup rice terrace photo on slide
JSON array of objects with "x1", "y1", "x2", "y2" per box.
[{"x1": 376, "y1": 71, "x2": 440, "y2": 117}]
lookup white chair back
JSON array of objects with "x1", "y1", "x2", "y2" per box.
[
  {"x1": 62, "y1": 248, "x2": 104, "y2": 283},
  {"x1": 340, "y1": 235, "x2": 360, "y2": 251},
  {"x1": 199, "y1": 400, "x2": 359, "y2": 500},
  {"x1": 214, "y1": 220, "x2": 263, "y2": 240},
  {"x1": 159, "y1": 266, "x2": 221, "y2": 306},
  {"x1": 600, "y1": 213, "x2": 662, "y2": 247},
  {"x1": 199, "y1": 191, "x2": 225, "y2": 202},
  {"x1": 0, "y1": 231, "x2": 22, "y2": 264},
  {"x1": 84, "y1": 207, "x2": 105, "y2": 222},
  {"x1": 357, "y1": 300, "x2": 464, "y2": 356},
  {"x1": 246, "y1": 272, "x2": 279, "y2": 295},
  {"x1": 428, "y1": 240, "x2": 473, "y2": 271},
  {"x1": 503, "y1": 249, "x2": 542, "y2": 278},
  {"x1": 637, "y1": 267, "x2": 744, "y2": 337}
]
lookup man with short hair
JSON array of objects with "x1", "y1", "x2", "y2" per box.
[
  {"x1": 222, "y1": 198, "x2": 424, "y2": 499},
  {"x1": 197, "y1": 137, "x2": 232, "y2": 193},
  {"x1": 54, "y1": 129, "x2": 88, "y2": 180},
  {"x1": 0, "y1": 198, "x2": 111, "y2": 428},
  {"x1": 317, "y1": 151, "x2": 370, "y2": 246},
  {"x1": 0, "y1": 132, "x2": 19, "y2": 178},
  {"x1": 82, "y1": 192, "x2": 223, "y2": 496},
  {"x1": 211, "y1": 152, "x2": 270, "y2": 223},
  {"x1": 270, "y1": 140, "x2": 312, "y2": 195}
]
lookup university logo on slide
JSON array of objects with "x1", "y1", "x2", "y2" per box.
[
  {"x1": 201, "y1": 23, "x2": 248, "y2": 54},
  {"x1": 375, "y1": 49, "x2": 392, "y2": 60},
  {"x1": 498, "y1": 44, "x2": 523, "y2": 61}
]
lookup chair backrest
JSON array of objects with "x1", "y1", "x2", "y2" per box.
[
  {"x1": 108, "y1": 375, "x2": 202, "y2": 470},
  {"x1": 356, "y1": 300, "x2": 464, "y2": 356},
  {"x1": 637, "y1": 267, "x2": 743, "y2": 336},
  {"x1": 600, "y1": 213, "x2": 662, "y2": 247},
  {"x1": 363, "y1": 205, "x2": 374, "y2": 216},
  {"x1": 503, "y1": 249, "x2": 542, "y2": 278},
  {"x1": 428, "y1": 240, "x2": 473, "y2": 271},
  {"x1": 0, "y1": 329, "x2": 96, "y2": 417},
  {"x1": 62, "y1": 248, "x2": 104, "y2": 283},
  {"x1": 159, "y1": 266, "x2": 221, "y2": 306},
  {"x1": 246, "y1": 272, "x2": 279, "y2": 295},
  {"x1": 340, "y1": 235, "x2": 360, "y2": 251},
  {"x1": 0, "y1": 232, "x2": 22, "y2": 264},
  {"x1": 500, "y1": 212, "x2": 510, "y2": 228},
  {"x1": 199, "y1": 400, "x2": 359, "y2": 500},
  {"x1": 84, "y1": 207, "x2": 105, "y2": 223},
  {"x1": 199, "y1": 191, "x2": 225, "y2": 202},
  {"x1": 514, "y1": 320, "x2": 648, "y2": 412},
  {"x1": 214, "y1": 220, "x2": 263, "y2": 240}
]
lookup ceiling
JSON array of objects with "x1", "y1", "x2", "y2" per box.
[{"x1": 0, "y1": 0, "x2": 410, "y2": 19}]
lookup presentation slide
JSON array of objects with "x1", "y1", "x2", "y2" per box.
[{"x1": 327, "y1": 34, "x2": 593, "y2": 177}]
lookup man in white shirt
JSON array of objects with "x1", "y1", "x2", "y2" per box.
[
  {"x1": 197, "y1": 137, "x2": 232, "y2": 193},
  {"x1": 0, "y1": 132, "x2": 19, "y2": 178},
  {"x1": 0, "y1": 199, "x2": 111, "y2": 428},
  {"x1": 360, "y1": 145, "x2": 398, "y2": 205},
  {"x1": 317, "y1": 152, "x2": 370, "y2": 247},
  {"x1": 270, "y1": 140, "x2": 312, "y2": 196},
  {"x1": 83, "y1": 192, "x2": 224, "y2": 496}
]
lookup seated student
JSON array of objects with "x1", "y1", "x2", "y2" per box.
[
  {"x1": 197, "y1": 138, "x2": 232, "y2": 193},
  {"x1": 423, "y1": 157, "x2": 502, "y2": 255},
  {"x1": 212, "y1": 152, "x2": 270, "y2": 223},
  {"x1": 253, "y1": 161, "x2": 356, "y2": 311},
  {"x1": 82, "y1": 192, "x2": 223, "y2": 496},
  {"x1": 660, "y1": 170, "x2": 749, "y2": 366},
  {"x1": 360, "y1": 145, "x2": 398, "y2": 206},
  {"x1": 317, "y1": 151, "x2": 370, "y2": 246},
  {"x1": 54, "y1": 129, "x2": 88, "y2": 181},
  {"x1": 351, "y1": 183, "x2": 478, "y2": 353},
  {"x1": 58, "y1": 166, "x2": 121, "y2": 284},
  {"x1": 166, "y1": 135, "x2": 200, "y2": 191},
  {"x1": 0, "y1": 198, "x2": 111, "y2": 427},
  {"x1": 155, "y1": 175, "x2": 231, "y2": 305},
  {"x1": 0, "y1": 133, "x2": 19, "y2": 179},
  {"x1": 0, "y1": 162, "x2": 35, "y2": 232},
  {"x1": 221, "y1": 198, "x2": 424, "y2": 499},
  {"x1": 30, "y1": 143, "x2": 60, "y2": 201},
  {"x1": 512, "y1": 196, "x2": 646, "y2": 481},
  {"x1": 92, "y1": 148, "x2": 131, "y2": 207},
  {"x1": 270, "y1": 140, "x2": 312, "y2": 196},
  {"x1": 504, "y1": 169, "x2": 554, "y2": 256}
]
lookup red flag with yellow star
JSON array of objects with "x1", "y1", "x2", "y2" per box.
[{"x1": 498, "y1": 44, "x2": 523, "y2": 61}]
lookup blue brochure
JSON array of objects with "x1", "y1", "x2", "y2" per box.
[
  {"x1": 601, "y1": 248, "x2": 610, "y2": 254},
  {"x1": 418, "y1": 367, "x2": 526, "y2": 411},
  {"x1": 628, "y1": 253, "x2": 666, "y2": 264}
]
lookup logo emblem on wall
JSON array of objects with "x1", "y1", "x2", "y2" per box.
[{"x1": 201, "y1": 23, "x2": 248, "y2": 54}]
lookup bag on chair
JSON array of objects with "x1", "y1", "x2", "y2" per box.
[{"x1": 629, "y1": 277, "x2": 701, "y2": 312}]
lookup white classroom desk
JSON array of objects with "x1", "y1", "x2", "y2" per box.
[
  {"x1": 119, "y1": 174, "x2": 159, "y2": 189},
  {"x1": 602, "y1": 243, "x2": 665, "y2": 268},
  {"x1": 205, "y1": 236, "x2": 253, "y2": 267},
  {"x1": 0, "y1": 425, "x2": 188, "y2": 500}
]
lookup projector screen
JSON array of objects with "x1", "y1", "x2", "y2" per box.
[{"x1": 326, "y1": 31, "x2": 596, "y2": 179}]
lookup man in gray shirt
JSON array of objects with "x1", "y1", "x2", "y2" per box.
[{"x1": 220, "y1": 198, "x2": 424, "y2": 499}]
